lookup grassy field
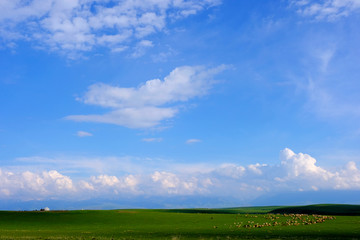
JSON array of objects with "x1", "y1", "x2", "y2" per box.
[{"x1": 0, "y1": 204, "x2": 359, "y2": 239}]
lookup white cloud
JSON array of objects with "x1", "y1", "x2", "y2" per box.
[
  {"x1": 280, "y1": 148, "x2": 330, "y2": 178},
  {"x1": 66, "y1": 65, "x2": 227, "y2": 128},
  {"x1": 1, "y1": 148, "x2": 359, "y2": 201},
  {"x1": 292, "y1": 0, "x2": 360, "y2": 21},
  {"x1": 91, "y1": 175, "x2": 120, "y2": 187},
  {"x1": 0, "y1": 169, "x2": 75, "y2": 199},
  {"x1": 305, "y1": 76, "x2": 360, "y2": 119},
  {"x1": 79, "y1": 180, "x2": 94, "y2": 191},
  {"x1": 278, "y1": 148, "x2": 360, "y2": 191},
  {"x1": 151, "y1": 171, "x2": 206, "y2": 194},
  {"x1": 291, "y1": 44, "x2": 360, "y2": 121},
  {"x1": 124, "y1": 175, "x2": 138, "y2": 188},
  {"x1": 0, "y1": 0, "x2": 222, "y2": 56},
  {"x1": 142, "y1": 138, "x2": 163, "y2": 142},
  {"x1": 131, "y1": 39, "x2": 154, "y2": 58},
  {"x1": 152, "y1": 171, "x2": 178, "y2": 189},
  {"x1": 315, "y1": 47, "x2": 336, "y2": 73},
  {"x1": 215, "y1": 164, "x2": 246, "y2": 179},
  {"x1": 67, "y1": 107, "x2": 177, "y2": 128},
  {"x1": 248, "y1": 163, "x2": 267, "y2": 175},
  {"x1": 76, "y1": 131, "x2": 93, "y2": 137},
  {"x1": 186, "y1": 139, "x2": 202, "y2": 144},
  {"x1": 78, "y1": 174, "x2": 142, "y2": 196},
  {"x1": 111, "y1": 46, "x2": 128, "y2": 53}
]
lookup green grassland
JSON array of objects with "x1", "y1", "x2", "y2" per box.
[{"x1": 0, "y1": 204, "x2": 359, "y2": 239}]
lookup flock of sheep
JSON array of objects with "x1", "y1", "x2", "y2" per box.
[
  {"x1": 234, "y1": 214, "x2": 336, "y2": 228},
  {"x1": 213, "y1": 213, "x2": 336, "y2": 229}
]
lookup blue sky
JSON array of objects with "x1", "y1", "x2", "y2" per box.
[{"x1": 1, "y1": 0, "x2": 360, "y2": 210}]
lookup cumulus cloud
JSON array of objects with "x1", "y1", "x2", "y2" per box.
[
  {"x1": 66, "y1": 65, "x2": 227, "y2": 128},
  {"x1": 280, "y1": 148, "x2": 330, "y2": 178},
  {"x1": 0, "y1": 169, "x2": 74, "y2": 199},
  {"x1": 277, "y1": 148, "x2": 360, "y2": 191},
  {"x1": 91, "y1": 175, "x2": 120, "y2": 187},
  {"x1": 151, "y1": 171, "x2": 208, "y2": 195},
  {"x1": 1, "y1": 148, "x2": 359, "y2": 201},
  {"x1": 215, "y1": 164, "x2": 246, "y2": 179},
  {"x1": 248, "y1": 163, "x2": 267, "y2": 175},
  {"x1": 0, "y1": 0, "x2": 222, "y2": 56},
  {"x1": 292, "y1": 0, "x2": 360, "y2": 21}
]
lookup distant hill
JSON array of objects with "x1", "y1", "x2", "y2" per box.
[
  {"x1": 270, "y1": 204, "x2": 360, "y2": 216},
  {"x1": 164, "y1": 204, "x2": 360, "y2": 216},
  {"x1": 162, "y1": 205, "x2": 283, "y2": 214}
]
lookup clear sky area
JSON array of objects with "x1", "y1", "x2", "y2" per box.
[{"x1": 0, "y1": 0, "x2": 360, "y2": 210}]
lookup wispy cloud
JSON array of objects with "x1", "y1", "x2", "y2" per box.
[
  {"x1": 186, "y1": 139, "x2": 202, "y2": 144},
  {"x1": 315, "y1": 47, "x2": 336, "y2": 73},
  {"x1": 142, "y1": 138, "x2": 163, "y2": 142},
  {"x1": 285, "y1": 37, "x2": 360, "y2": 122},
  {"x1": 305, "y1": 77, "x2": 360, "y2": 118},
  {"x1": 291, "y1": 0, "x2": 360, "y2": 21},
  {"x1": 131, "y1": 39, "x2": 154, "y2": 58},
  {"x1": 0, "y1": 0, "x2": 222, "y2": 57},
  {"x1": 302, "y1": 45, "x2": 360, "y2": 119},
  {"x1": 65, "y1": 65, "x2": 228, "y2": 128},
  {"x1": 76, "y1": 131, "x2": 93, "y2": 137}
]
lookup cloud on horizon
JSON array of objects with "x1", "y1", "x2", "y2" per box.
[{"x1": 1, "y1": 148, "x2": 359, "y2": 204}]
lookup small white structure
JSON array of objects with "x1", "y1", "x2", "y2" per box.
[{"x1": 44, "y1": 207, "x2": 50, "y2": 211}]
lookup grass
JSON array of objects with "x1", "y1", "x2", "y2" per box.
[{"x1": 0, "y1": 204, "x2": 358, "y2": 239}]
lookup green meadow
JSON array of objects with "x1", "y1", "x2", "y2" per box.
[{"x1": 0, "y1": 204, "x2": 359, "y2": 239}]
